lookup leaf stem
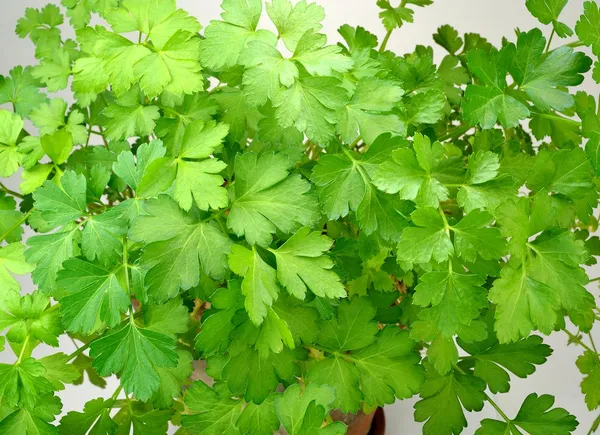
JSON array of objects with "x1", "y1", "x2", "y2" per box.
[
  {"x1": 452, "y1": 363, "x2": 512, "y2": 424},
  {"x1": 0, "y1": 182, "x2": 23, "y2": 199},
  {"x1": 16, "y1": 334, "x2": 31, "y2": 364},
  {"x1": 437, "y1": 124, "x2": 472, "y2": 142},
  {"x1": 545, "y1": 29, "x2": 555, "y2": 53},
  {"x1": 589, "y1": 333, "x2": 599, "y2": 354},
  {"x1": 67, "y1": 339, "x2": 93, "y2": 362},
  {"x1": 530, "y1": 110, "x2": 580, "y2": 126},
  {"x1": 0, "y1": 208, "x2": 34, "y2": 242},
  {"x1": 564, "y1": 329, "x2": 596, "y2": 354},
  {"x1": 379, "y1": 29, "x2": 393, "y2": 53},
  {"x1": 589, "y1": 276, "x2": 600, "y2": 283}
]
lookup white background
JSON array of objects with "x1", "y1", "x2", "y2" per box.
[{"x1": 1, "y1": 0, "x2": 599, "y2": 434}]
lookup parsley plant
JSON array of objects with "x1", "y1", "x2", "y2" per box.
[{"x1": 1, "y1": 0, "x2": 600, "y2": 434}]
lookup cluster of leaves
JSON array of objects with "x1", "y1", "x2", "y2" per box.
[{"x1": 0, "y1": 0, "x2": 600, "y2": 434}]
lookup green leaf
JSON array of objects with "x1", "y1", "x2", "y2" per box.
[
  {"x1": 312, "y1": 134, "x2": 411, "y2": 241},
  {"x1": 26, "y1": 226, "x2": 81, "y2": 292},
  {"x1": 103, "y1": 92, "x2": 160, "y2": 140},
  {"x1": 199, "y1": 0, "x2": 276, "y2": 70},
  {"x1": 0, "y1": 110, "x2": 23, "y2": 177},
  {"x1": 228, "y1": 245, "x2": 279, "y2": 325},
  {"x1": 476, "y1": 393, "x2": 578, "y2": 435},
  {"x1": 38, "y1": 353, "x2": 80, "y2": 391},
  {"x1": 452, "y1": 210, "x2": 507, "y2": 262},
  {"x1": 457, "y1": 152, "x2": 516, "y2": 214},
  {"x1": 105, "y1": 0, "x2": 201, "y2": 49},
  {"x1": 227, "y1": 152, "x2": 319, "y2": 247},
  {"x1": 373, "y1": 133, "x2": 454, "y2": 208},
  {"x1": 32, "y1": 47, "x2": 72, "y2": 92},
  {"x1": 268, "y1": 227, "x2": 345, "y2": 300},
  {"x1": 113, "y1": 140, "x2": 166, "y2": 190},
  {"x1": 0, "y1": 394, "x2": 62, "y2": 435},
  {"x1": 182, "y1": 381, "x2": 243, "y2": 435},
  {"x1": 0, "y1": 66, "x2": 48, "y2": 118},
  {"x1": 463, "y1": 48, "x2": 530, "y2": 129},
  {"x1": 510, "y1": 29, "x2": 591, "y2": 112},
  {"x1": 150, "y1": 349, "x2": 193, "y2": 409},
  {"x1": 267, "y1": 0, "x2": 325, "y2": 51},
  {"x1": 129, "y1": 195, "x2": 232, "y2": 301},
  {"x1": 489, "y1": 260, "x2": 560, "y2": 343},
  {"x1": 220, "y1": 346, "x2": 300, "y2": 404},
  {"x1": 413, "y1": 265, "x2": 487, "y2": 337},
  {"x1": 89, "y1": 321, "x2": 178, "y2": 401},
  {"x1": 0, "y1": 243, "x2": 34, "y2": 293},
  {"x1": 308, "y1": 299, "x2": 423, "y2": 412},
  {"x1": 526, "y1": 0, "x2": 573, "y2": 37},
  {"x1": 576, "y1": 351, "x2": 600, "y2": 411},
  {"x1": 0, "y1": 291, "x2": 63, "y2": 347},
  {"x1": 58, "y1": 398, "x2": 117, "y2": 435},
  {"x1": 318, "y1": 297, "x2": 378, "y2": 351},
  {"x1": 576, "y1": 1, "x2": 600, "y2": 57},
  {"x1": 16, "y1": 4, "x2": 64, "y2": 58},
  {"x1": 112, "y1": 402, "x2": 173, "y2": 435},
  {"x1": 0, "y1": 193, "x2": 24, "y2": 244},
  {"x1": 32, "y1": 171, "x2": 87, "y2": 229},
  {"x1": 528, "y1": 149, "x2": 594, "y2": 200},
  {"x1": 30, "y1": 99, "x2": 88, "y2": 146},
  {"x1": 290, "y1": 31, "x2": 353, "y2": 77},
  {"x1": 273, "y1": 75, "x2": 349, "y2": 146},
  {"x1": 55, "y1": 258, "x2": 130, "y2": 334},
  {"x1": 0, "y1": 358, "x2": 55, "y2": 409},
  {"x1": 396, "y1": 207, "x2": 454, "y2": 265},
  {"x1": 237, "y1": 395, "x2": 280, "y2": 435},
  {"x1": 275, "y1": 383, "x2": 346, "y2": 435},
  {"x1": 338, "y1": 78, "x2": 405, "y2": 145},
  {"x1": 459, "y1": 334, "x2": 552, "y2": 394},
  {"x1": 414, "y1": 365, "x2": 486, "y2": 435}
]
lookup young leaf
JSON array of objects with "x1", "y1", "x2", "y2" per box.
[
  {"x1": 130, "y1": 196, "x2": 231, "y2": 301},
  {"x1": 227, "y1": 152, "x2": 319, "y2": 247},
  {"x1": 89, "y1": 321, "x2": 178, "y2": 401},
  {"x1": 476, "y1": 393, "x2": 578, "y2": 435}
]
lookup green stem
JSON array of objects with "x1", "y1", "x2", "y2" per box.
[
  {"x1": 379, "y1": 29, "x2": 393, "y2": 53},
  {"x1": 564, "y1": 329, "x2": 596, "y2": 354},
  {"x1": 348, "y1": 136, "x2": 362, "y2": 149},
  {"x1": 0, "y1": 208, "x2": 33, "y2": 242},
  {"x1": 545, "y1": 29, "x2": 555, "y2": 53},
  {"x1": 438, "y1": 124, "x2": 472, "y2": 141},
  {"x1": 67, "y1": 340, "x2": 93, "y2": 362},
  {"x1": 111, "y1": 385, "x2": 123, "y2": 402},
  {"x1": 589, "y1": 276, "x2": 600, "y2": 283},
  {"x1": 588, "y1": 412, "x2": 600, "y2": 435},
  {"x1": 0, "y1": 182, "x2": 23, "y2": 199},
  {"x1": 589, "y1": 333, "x2": 599, "y2": 355},
  {"x1": 16, "y1": 334, "x2": 31, "y2": 364},
  {"x1": 452, "y1": 363, "x2": 512, "y2": 424},
  {"x1": 438, "y1": 206, "x2": 450, "y2": 235},
  {"x1": 530, "y1": 110, "x2": 580, "y2": 126},
  {"x1": 123, "y1": 236, "x2": 131, "y2": 297}
]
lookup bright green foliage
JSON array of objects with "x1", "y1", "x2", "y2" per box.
[
  {"x1": 414, "y1": 364, "x2": 486, "y2": 435},
  {"x1": 227, "y1": 151, "x2": 319, "y2": 247},
  {"x1": 1, "y1": 0, "x2": 599, "y2": 434},
  {"x1": 526, "y1": 0, "x2": 573, "y2": 37},
  {"x1": 129, "y1": 195, "x2": 232, "y2": 301},
  {"x1": 89, "y1": 321, "x2": 178, "y2": 401},
  {"x1": 307, "y1": 298, "x2": 424, "y2": 412},
  {"x1": 476, "y1": 393, "x2": 578, "y2": 435},
  {"x1": 275, "y1": 383, "x2": 346, "y2": 434},
  {"x1": 577, "y1": 350, "x2": 600, "y2": 411}
]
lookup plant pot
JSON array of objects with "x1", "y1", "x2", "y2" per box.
[{"x1": 330, "y1": 408, "x2": 386, "y2": 435}]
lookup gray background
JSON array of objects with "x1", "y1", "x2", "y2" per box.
[{"x1": 1, "y1": 0, "x2": 599, "y2": 434}]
